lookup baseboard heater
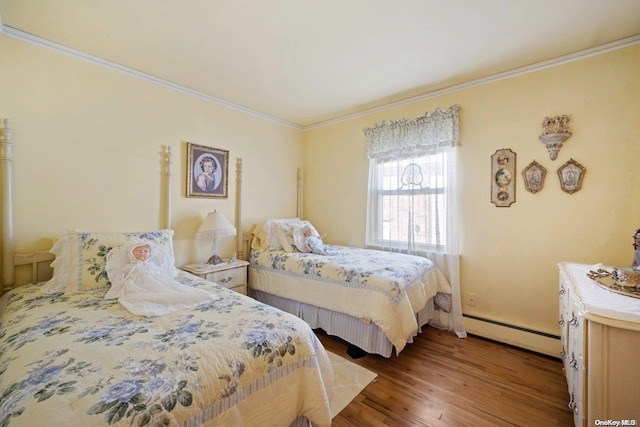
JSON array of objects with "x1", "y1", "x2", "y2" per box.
[{"x1": 463, "y1": 314, "x2": 561, "y2": 358}]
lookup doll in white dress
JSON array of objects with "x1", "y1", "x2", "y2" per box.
[{"x1": 104, "y1": 241, "x2": 218, "y2": 316}]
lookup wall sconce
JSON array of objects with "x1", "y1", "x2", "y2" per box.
[
  {"x1": 196, "y1": 211, "x2": 236, "y2": 264},
  {"x1": 539, "y1": 115, "x2": 571, "y2": 160}
]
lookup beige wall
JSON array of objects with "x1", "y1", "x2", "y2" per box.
[
  {"x1": 0, "y1": 35, "x2": 303, "y2": 269},
  {"x1": 303, "y1": 45, "x2": 640, "y2": 337},
  {"x1": 2, "y1": 32, "x2": 639, "y2": 343}
]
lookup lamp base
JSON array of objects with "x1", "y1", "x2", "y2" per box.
[{"x1": 206, "y1": 254, "x2": 224, "y2": 265}]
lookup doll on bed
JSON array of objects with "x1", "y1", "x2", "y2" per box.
[
  {"x1": 104, "y1": 241, "x2": 218, "y2": 316},
  {"x1": 303, "y1": 224, "x2": 329, "y2": 255}
]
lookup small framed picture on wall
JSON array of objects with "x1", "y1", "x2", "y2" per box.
[{"x1": 186, "y1": 142, "x2": 229, "y2": 198}]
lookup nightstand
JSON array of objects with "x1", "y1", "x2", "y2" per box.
[{"x1": 182, "y1": 260, "x2": 249, "y2": 295}]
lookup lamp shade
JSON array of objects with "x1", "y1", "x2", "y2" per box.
[{"x1": 196, "y1": 211, "x2": 236, "y2": 239}]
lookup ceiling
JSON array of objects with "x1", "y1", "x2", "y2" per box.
[{"x1": 1, "y1": 1, "x2": 640, "y2": 129}]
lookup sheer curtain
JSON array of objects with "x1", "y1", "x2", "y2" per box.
[{"x1": 363, "y1": 105, "x2": 466, "y2": 338}]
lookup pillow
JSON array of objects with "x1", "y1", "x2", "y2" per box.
[
  {"x1": 65, "y1": 229, "x2": 175, "y2": 294},
  {"x1": 249, "y1": 223, "x2": 269, "y2": 250},
  {"x1": 292, "y1": 221, "x2": 318, "y2": 253},
  {"x1": 274, "y1": 222, "x2": 298, "y2": 253},
  {"x1": 263, "y1": 218, "x2": 299, "y2": 250},
  {"x1": 40, "y1": 236, "x2": 70, "y2": 294}
]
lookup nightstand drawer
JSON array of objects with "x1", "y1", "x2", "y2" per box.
[
  {"x1": 205, "y1": 268, "x2": 246, "y2": 290},
  {"x1": 182, "y1": 260, "x2": 249, "y2": 295}
]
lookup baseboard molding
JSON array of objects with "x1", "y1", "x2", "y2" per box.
[{"x1": 463, "y1": 315, "x2": 561, "y2": 358}]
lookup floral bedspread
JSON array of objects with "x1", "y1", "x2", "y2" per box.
[
  {"x1": 249, "y1": 246, "x2": 451, "y2": 353},
  {"x1": 0, "y1": 273, "x2": 332, "y2": 427}
]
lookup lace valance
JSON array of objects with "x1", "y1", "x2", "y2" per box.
[{"x1": 363, "y1": 105, "x2": 460, "y2": 159}]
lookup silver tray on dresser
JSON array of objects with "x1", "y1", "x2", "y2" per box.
[{"x1": 587, "y1": 268, "x2": 640, "y2": 299}]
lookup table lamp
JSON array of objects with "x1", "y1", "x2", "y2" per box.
[{"x1": 196, "y1": 211, "x2": 236, "y2": 264}]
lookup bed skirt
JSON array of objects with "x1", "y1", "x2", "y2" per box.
[{"x1": 250, "y1": 290, "x2": 437, "y2": 358}]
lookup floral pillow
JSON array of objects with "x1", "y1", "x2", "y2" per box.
[
  {"x1": 64, "y1": 229, "x2": 175, "y2": 294},
  {"x1": 263, "y1": 218, "x2": 299, "y2": 251},
  {"x1": 274, "y1": 222, "x2": 298, "y2": 253}
]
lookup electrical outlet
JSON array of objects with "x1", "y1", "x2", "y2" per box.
[{"x1": 466, "y1": 293, "x2": 477, "y2": 306}]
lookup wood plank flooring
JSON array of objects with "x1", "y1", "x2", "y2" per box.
[{"x1": 317, "y1": 327, "x2": 573, "y2": 426}]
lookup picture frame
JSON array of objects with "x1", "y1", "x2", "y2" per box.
[
  {"x1": 491, "y1": 149, "x2": 516, "y2": 207},
  {"x1": 557, "y1": 158, "x2": 586, "y2": 194},
  {"x1": 186, "y1": 142, "x2": 229, "y2": 198},
  {"x1": 522, "y1": 160, "x2": 547, "y2": 194}
]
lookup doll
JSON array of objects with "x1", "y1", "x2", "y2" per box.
[
  {"x1": 105, "y1": 241, "x2": 218, "y2": 316},
  {"x1": 303, "y1": 224, "x2": 328, "y2": 255}
]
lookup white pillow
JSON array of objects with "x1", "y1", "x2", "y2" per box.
[
  {"x1": 263, "y1": 218, "x2": 299, "y2": 250},
  {"x1": 41, "y1": 236, "x2": 70, "y2": 294}
]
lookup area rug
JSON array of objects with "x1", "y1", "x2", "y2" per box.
[{"x1": 327, "y1": 351, "x2": 378, "y2": 418}]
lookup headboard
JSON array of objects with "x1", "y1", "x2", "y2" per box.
[{"x1": 0, "y1": 118, "x2": 248, "y2": 293}]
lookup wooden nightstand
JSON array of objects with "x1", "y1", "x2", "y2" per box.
[{"x1": 182, "y1": 260, "x2": 249, "y2": 295}]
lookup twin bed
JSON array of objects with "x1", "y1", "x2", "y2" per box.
[
  {"x1": 246, "y1": 219, "x2": 454, "y2": 358},
  {"x1": 0, "y1": 118, "x2": 458, "y2": 426},
  {"x1": 0, "y1": 122, "x2": 331, "y2": 426}
]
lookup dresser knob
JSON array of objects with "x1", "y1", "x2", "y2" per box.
[
  {"x1": 568, "y1": 312, "x2": 579, "y2": 327},
  {"x1": 568, "y1": 393, "x2": 576, "y2": 411},
  {"x1": 569, "y1": 352, "x2": 579, "y2": 371}
]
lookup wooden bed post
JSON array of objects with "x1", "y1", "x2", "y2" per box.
[
  {"x1": 236, "y1": 158, "x2": 243, "y2": 260},
  {"x1": 1, "y1": 119, "x2": 15, "y2": 291},
  {"x1": 296, "y1": 168, "x2": 303, "y2": 219},
  {"x1": 163, "y1": 145, "x2": 172, "y2": 230}
]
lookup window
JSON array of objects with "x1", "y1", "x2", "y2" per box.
[
  {"x1": 363, "y1": 104, "x2": 465, "y2": 337},
  {"x1": 367, "y1": 151, "x2": 447, "y2": 251}
]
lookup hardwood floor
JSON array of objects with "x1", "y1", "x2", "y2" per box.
[{"x1": 316, "y1": 327, "x2": 573, "y2": 427}]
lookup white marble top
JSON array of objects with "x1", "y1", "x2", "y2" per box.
[{"x1": 559, "y1": 262, "x2": 640, "y2": 325}]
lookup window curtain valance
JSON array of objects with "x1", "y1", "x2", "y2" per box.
[{"x1": 363, "y1": 104, "x2": 460, "y2": 160}]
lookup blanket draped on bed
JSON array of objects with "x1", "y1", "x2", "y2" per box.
[
  {"x1": 0, "y1": 273, "x2": 333, "y2": 427},
  {"x1": 250, "y1": 245, "x2": 451, "y2": 353}
]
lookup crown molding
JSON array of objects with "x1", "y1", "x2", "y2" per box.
[
  {"x1": 0, "y1": 24, "x2": 303, "y2": 131},
  {"x1": 2, "y1": 20, "x2": 638, "y2": 133},
  {"x1": 303, "y1": 34, "x2": 640, "y2": 131}
]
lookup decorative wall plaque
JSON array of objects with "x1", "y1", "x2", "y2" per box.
[
  {"x1": 557, "y1": 158, "x2": 585, "y2": 194},
  {"x1": 539, "y1": 115, "x2": 572, "y2": 160},
  {"x1": 522, "y1": 160, "x2": 547, "y2": 194},
  {"x1": 491, "y1": 149, "x2": 516, "y2": 207}
]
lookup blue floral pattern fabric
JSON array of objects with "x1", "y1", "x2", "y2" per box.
[
  {"x1": 249, "y1": 246, "x2": 452, "y2": 353},
  {"x1": 0, "y1": 273, "x2": 332, "y2": 427}
]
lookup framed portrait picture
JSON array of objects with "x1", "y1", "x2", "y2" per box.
[
  {"x1": 557, "y1": 158, "x2": 586, "y2": 194},
  {"x1": 186, "y1": 142, "x2": 229, "y2": 198},
  {"x1": 491, "y1": 149, "x2": 516, "y2": 207}
]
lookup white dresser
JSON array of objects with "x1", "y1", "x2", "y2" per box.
[{"x1": 558, "y1": 262, "x2": 640, "y2": 426}]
